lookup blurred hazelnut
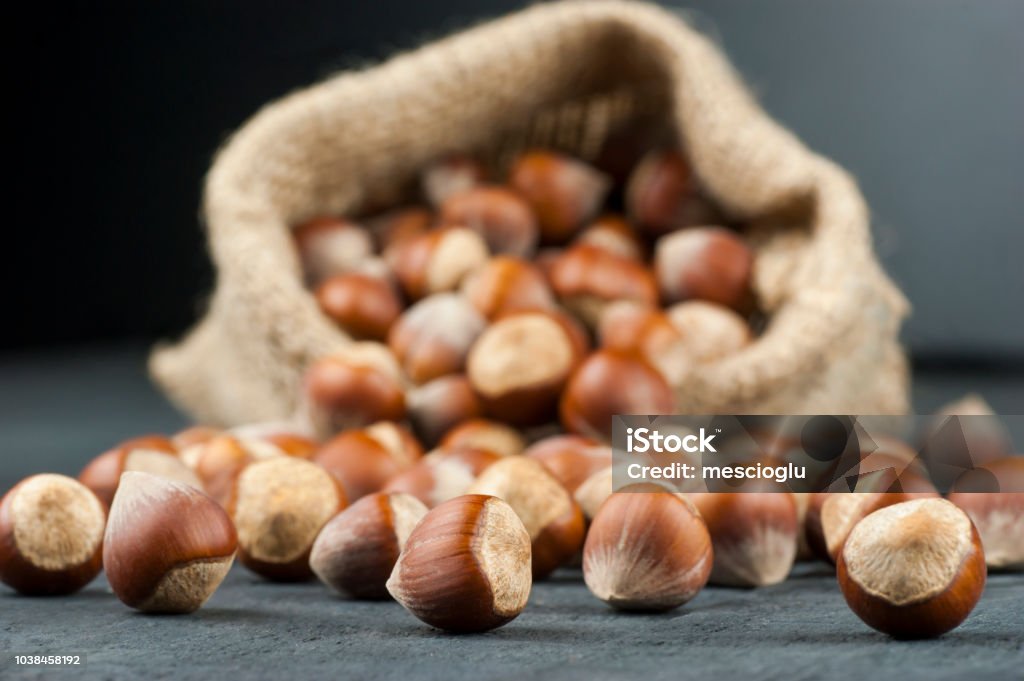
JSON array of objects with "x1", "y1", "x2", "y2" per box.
[
  {"x1": 172, "y1": 426, "x2": 221, "y2": 451},
  {"x1": 524, "y1": 435, "x2": 610, "y2": 494},
  {"x1": 598, "y1": 301, "x2": 691, "y2": 383},
  {"x1": 381, "y1": 447, "x2": 500, "y2": 508},
  {"x1": 508, "y1": 150, "x2": 610, "y2": 244},
  {"x1": 79, "y1": 436, "x2": 201, "y2": 508},
  {"x1": 627, "y1": 149, "x2": 717, "y2": 235},
  {"x1": 948, "y1": 457, "x2": 1024, "y2": 570},
  {"x1": 440, "y1": 418, "x2": 527, "y2": 458},
  {"x1": 460, "y1": 256, "x2": 556, "y2": 319},
  {"x1": 368, "y1": 206, "x2": 432, "y2": 253},
  {"x1": 560, "y1": 350, "x2": 676, "y2": 441},
  {"x1": 293, "y1": 216, "x2": 374, "y2": 283},
  {"x1": 406, "y1": 375, "x2": 483, "y2": 446},
  {"x1": 387, "y1": 227, "x2": 489, "y2": 301},
  {"x1": 467, "y1": 312, "x2": 585, "y2": 425},
  {"x1": 439, "y1": 186, "x2": 538, "y2": 257},
  {"x1": 574, "y1": 214, "x2": 644, "y2": 261},
  {"x1": 316, "y1": 424, "x2": 423, "y2": 502},
  {"x1": 422, "y1": 155, "x2": 487, "y2": 207},
  {"x1": 655, "y1": 227, "x2": 754, "y2": 312},
  {"x1": 388, "y1": 293, "x2": 486, "y2": 384},
  {"x1": 574, "y1": 466, "x2": 614, "y2": 520},
  {"x1": 665, "y1": 301, "x2": 752, "y2": 362},
  {"x1": 548, "y1": 244, "x2": 659, "y2": 327},
  {"x1": 316, "y1": 273, "x2": 403, "y2": 342},
  {"x1": 301, "y1": 344, "x2": 406, "y2": 436}
]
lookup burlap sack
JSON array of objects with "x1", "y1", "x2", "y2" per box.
[{"x1": 150, "y1": 0, "x2": 910, "y2": 427}]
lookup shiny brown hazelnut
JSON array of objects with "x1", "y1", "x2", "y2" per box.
[
  {"x1": 422, "y1": 155, "x2": 487, "y2": 207},
  {"x1": 665, "y1": 301, "x2": 753, "y2": 362},
  {"x1": 388, "y1": 293, "x2": 486, "y2": 384},
  {"x1": 310, "y1": 492, "x2": 428, "y2": 600},
  {"x1": 685, "y1": 492, "x2": 799, "y2": 587},
  {"x1": 406, "y1": 375, "x2": 483, "y2": 446},
  {"x1": 468, "y1": 457, "x2": 585, "y2": 578},
  {"x1": 467, "y1": 312, "x2": 585, "y2": 425},
  {"x1": 440, "y1": 419, "x2": 527, "y2": 458},
  {"x1": 654, "y1": 227, "x2": 754, "y2": 312},
  {"x1": 459, "y1": 256, "x2": 556, "y2": 319},
  {"x1": 316, "y1": 273, "x2": 403, "y2": 342},
  {"x1": 584, "y1": 488, "x2": 712, "y2": 611},
  {"x1": 439, "y1": 186, "x2": 539, "y2": 257},
  {"x1": 301, "y1": 344, "x2": 407, "y2": 436},
  {"x1": 548, "y1": 244, "x2": 659, "y2": 327},
  {"x1": 293, "y1": 216, "x2": 374, "y2": 283},
  {"x1": 0, "y1": 474, "x2": 105, "y2": 595},
  {"x1": 386, "y1": 494, "x2": 531, "y2": 633},
  {"x1": 837, "y1": 498, "x2": 986, "y2": 639},
  {"x1": 227, "y1": 457, "x2": 347, "y2": 581},
  {"x1": 560, "y1": 350, "x2": 676, "y2": 441},
  {"x1": 79, "y1": 436, "x2": 201, "y2": 508},
  {"x1": 508, "y1": 150, "x2": 610, "y2": 244},
  {"x1": 386, "y1": 227, "x2": 489, "y2": 301},
  {"x1": 104, "y1": 472, "x2": 236, "y2": 613},
  {"x1": 381, "y1": 447, "x2": 501, "y2": 508},
  {"x1": 316, "y1": 424, "x2": 423, "y2": 502}
]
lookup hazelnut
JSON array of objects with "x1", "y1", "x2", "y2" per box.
[
  {"x1": 548, "y1": 244, "x2": 659, "y2": 327},
  {"x1": 386, "y1": 494, "x2": 531, "y2": 632},
  {"x1": 574, "y1": 214, "x2": 644, "y2": 261},
  {"x1": 172, "y1": 426, "x2": 221, "y2": 451},
  {"x1": 626, "y1": 149, "x2": 717, "y2": 235},
  {"x1": 439, "y1": 186, "x2": 539, "y2": 257},
  {"x1": 381, "y1": 447, "x2": 500, "y2": 508},
  {"x1": 0, "y1": 474, "x2": 105, "y2": 595},
  {"x1": 301, "y1": 344, "x2": 406, "y2": 436},
  {"x1": 560, "y1": 350, "x2": 676, "y2": 441},
  {"x1": 227, "y1": 457, "x2": 347, "y2": 581},
  {"x1": 261, "y1": 432, "x2": 319, "y2": 459},
  {"x1": 406, "y1": 375, "x2": 483, "y2": 446},
  {"x1": 293, "y1": 216, "x2": 374, "y2": 283},
  {"x1": 388, "y1": 293, "x2": 486, "y2": 384},
  {"x1": 948, "y1": 457, "x2": 1024, "y2": 570},
  {"x1": 459, "y1": 256, "x2": 556, "y2": 319},
  {"x1": 369, "y1": 206, "x2": 432, "y2": 253},
  {"x1": 524, "y1": 435, "x2": 610, "y2": 493},
  {"x1": 574, "y1": 466, "x2": 614, "y2": 520},
  {"x1": 387, "y1": 227, "x2": 489, "y2": 301},
  {"x1": 310, "y1": 492, "x2": 428, "y2": 600},
  {"x1": 665, "y1": 301, "x2": 752, "y2": 362},
  {"x1": 187, "y1": 435, "x2": 280, "y2": 505},
  {"x1": 79, "y1": 436, "x2": 201, "y2": 507},
  {"x1": 837, "y1": 498, "x2": 986, "y2": 639},
  {"x1": 598, "y1": 301, "x2": 691, "y2": 383},
  {"x1": 468, "y1": 457, "x2": 585, "y2": 579},
  {"x1": 685, "y1": 492, "x2": 799, "y2": 587},
  {"x1": 922, "y1": 394, "x2": 1013, "y2": 467},
  {"x1": 821, "y1": 489, "x2": 939, "y2": 564},
  {"x1": 316, "y1": 424, "x2": 423, "y2": 502},
  {"x1": 104, "y1": 472, "x2": 236, "y2": 613},
  {"x1": 422, "y1": 154, "x2": 487, "y2": 207},
  {"x1": 440, "y1": 418, "x2": 526, "y2": 458},
  {"x1": 467, "y1": 312, "x2": 584, "y2": 425},
  {"x1": 583, "y1": 488, "x2": 712, "y2": 611},
  {"x1": 508, "y1": 150, "x2": 611, "y2": 244},
  {"x1": 316, "y1": 273, "x2": 403, "y2": 342},
  {"x1": 654, "y1": 227, "x2": 754, "y2": 312}
]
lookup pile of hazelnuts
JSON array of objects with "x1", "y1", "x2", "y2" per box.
[{"x1": 1, "y1": 150, "x2": 1021, "y2": 641}]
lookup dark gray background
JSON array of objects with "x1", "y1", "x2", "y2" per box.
[{"x1": 5, "y1": 0, "x2": 1023, "y2": 358}]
